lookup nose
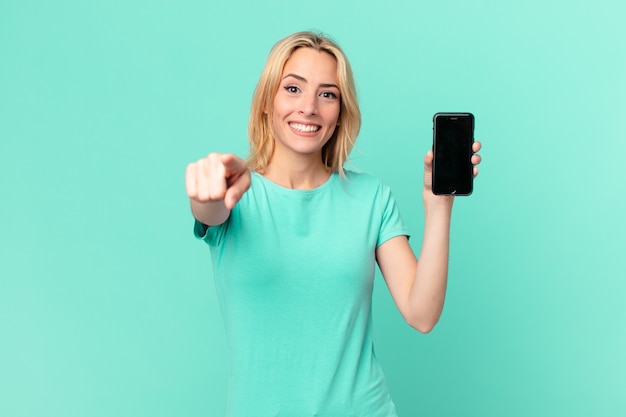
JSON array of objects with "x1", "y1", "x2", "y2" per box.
[{"x1": 298, "y1": 92, "x2": 318, "y2": 116}]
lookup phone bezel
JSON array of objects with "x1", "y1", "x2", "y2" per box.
[{"x1": 432, "y1": 112, "x2": 475, "y2": 196}]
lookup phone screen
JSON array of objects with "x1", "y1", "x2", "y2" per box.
[{"x1": 432, "y1": 113, "x2": 474, "y2": 195}]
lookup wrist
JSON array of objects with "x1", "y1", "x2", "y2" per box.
[{"x1": 423, "y1": 189, "x2": 454, "y2": 216}]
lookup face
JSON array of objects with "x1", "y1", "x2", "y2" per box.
[{"x1": 271, "y1": 47, "x2": 341, "y2": 161}]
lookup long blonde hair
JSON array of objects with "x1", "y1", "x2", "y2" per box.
[{"x1": 247, "y1": 31, "x2": 361, "y2": 176}]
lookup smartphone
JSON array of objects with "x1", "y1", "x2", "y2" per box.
[{"x1": 432, "y1": 112, "x2": 475, "y2": 196}]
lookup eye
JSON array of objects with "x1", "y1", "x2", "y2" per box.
[
  {"x1": 320, "y1": 91, "x2": 338, "y2": 100},
  {"x1": 284, "y1": 85, "x2": 300, "y2": 94}
]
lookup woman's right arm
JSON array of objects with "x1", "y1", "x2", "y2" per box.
[{"x1": 185, "y1": 153, "x2": 251, "y2": 226}]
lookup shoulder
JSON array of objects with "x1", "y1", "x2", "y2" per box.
[
  {"x1": 340, "y1": 169, "x2": 391, "y2": 195},
  {"x1": 342, "y1": 169, "x2": 384, "y2": 186}
]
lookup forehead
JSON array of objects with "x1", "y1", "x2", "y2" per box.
[{"x1": 281, "y1": 47, "x2": 338, "y2": 81}]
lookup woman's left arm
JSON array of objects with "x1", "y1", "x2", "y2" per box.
[{"x1": 375, "y1": 142, "x2": 482, "y2": 333}]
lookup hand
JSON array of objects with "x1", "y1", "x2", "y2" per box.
[
  {"x1": 186, "y1": 153, "x2": 251, "y2": 210},
  {"x1": 423, "y1": 141, "x2": 483, "y2": 202}
]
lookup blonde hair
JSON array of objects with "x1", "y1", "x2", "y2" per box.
[{"x1": 247, "y1": 31, "x2": 361, "y2": 176}]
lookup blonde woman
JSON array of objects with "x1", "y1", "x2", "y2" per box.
[{"x1": 186, "y1": 31, "x2": 482, "y2": 416}]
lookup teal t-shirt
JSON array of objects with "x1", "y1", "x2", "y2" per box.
[{"x1": 195, "y1": 170, "x2": 410, "y2": 417}]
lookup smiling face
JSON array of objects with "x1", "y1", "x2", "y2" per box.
[{"x1": 270, "y1": 47, "x2": 341, "y2": 163}]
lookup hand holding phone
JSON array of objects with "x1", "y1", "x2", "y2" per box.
[{"x1": 432, "y1": 113, "x2": 475, "y2": 196}]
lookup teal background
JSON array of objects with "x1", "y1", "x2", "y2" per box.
[{"x1": 1, "y1": 0, "x2": 624, "y2": 416}]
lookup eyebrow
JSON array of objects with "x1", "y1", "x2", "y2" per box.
[{"x1": 282, "y1": 73, "x2": 339, "y2": 89}]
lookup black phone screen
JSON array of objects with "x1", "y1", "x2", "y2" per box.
[{"x1": 432, "y1": 113, "x2": 474, "y2": 195}]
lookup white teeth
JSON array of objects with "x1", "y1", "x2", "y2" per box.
[{"x1": 290, "y1": 122, "x2": 320, "y2": 133}]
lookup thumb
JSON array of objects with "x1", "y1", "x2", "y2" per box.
[
  {"x1": 424, "y1": 150, "x2": 434, "y2": 171},
  {"x1": 423, "y1": 150, "x2": 434, "y2": 190},
  {"x1": 223, "y1": 168, "x2": 251, "y2": 210}
]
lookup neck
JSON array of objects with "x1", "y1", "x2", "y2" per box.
[{"x1": 262, "y1": 152, "x2": 331, "y2": 190}]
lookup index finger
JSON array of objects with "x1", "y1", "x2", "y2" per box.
[{"x1": 220, "y1": 154, "x2": 247, "y2": 176}]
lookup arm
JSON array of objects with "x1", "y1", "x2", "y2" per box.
[
  {"x1": 376, "y1": 143, "x2": 482, "y2": 333},
  {"x1": 185, "y1": 153, "x2": 251, "y2": 226},
  {"x1": 375, "y1": 204, "x2": 452, "y2": 334}
]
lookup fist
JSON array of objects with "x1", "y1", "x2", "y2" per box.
[{"x1": 186, "y1": 153, "x2": 251, "y2": 210}]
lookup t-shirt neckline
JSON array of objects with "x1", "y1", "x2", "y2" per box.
[{"x1": 252, "y1": 170, "x2": 337, "y2": 196}]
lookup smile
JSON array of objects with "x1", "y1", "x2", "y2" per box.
[{"x1": 289, "y1": 122, "x2": 320, "y2": 133}]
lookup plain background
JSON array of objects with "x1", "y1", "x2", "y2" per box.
[{"x1": 1, "y1": 0, "x2": 625, "y2": 416}]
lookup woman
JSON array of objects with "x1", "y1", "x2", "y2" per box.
[{"x1": 186, "y1": 31, "x2": 482, "y2": 417}]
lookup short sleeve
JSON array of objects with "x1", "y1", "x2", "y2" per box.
[
  {"x1": 376, "y1": 183, "x2": 410, "y2": 248},
  {"x1": 193, "y1": 217, "x2": 229, "y2": 247}
]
